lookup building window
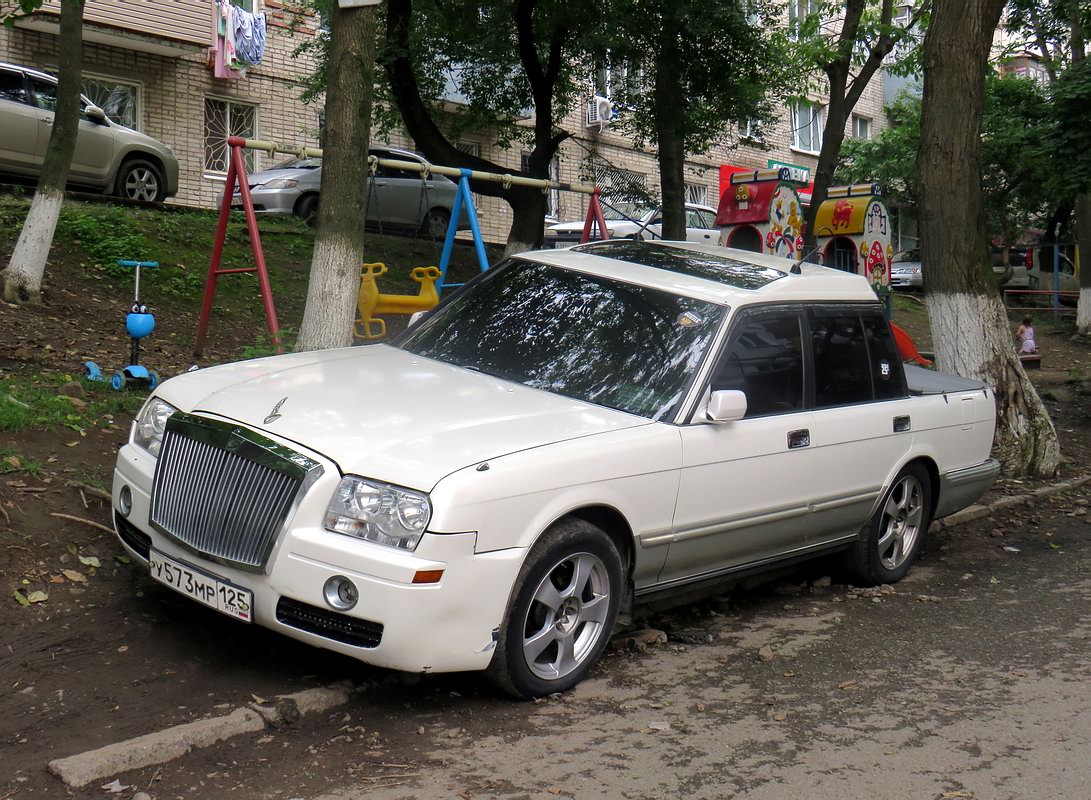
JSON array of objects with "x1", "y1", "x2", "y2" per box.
[
  {"x1": 788, "y1": 0, "x2": 820, "y2": 32},
  {"x1": 790, "y1": 100, "x2": 824, "y2": 154},
  {"x1": 82, "y1": 75, "x2": 141, "y2": 130},
  {"x1": 231, "y1": 0, "x2": 258, "y2": 12},
  {"x1": 594, "y1": 55, "x2": 642, "y2": 102},
  {"x1": 204, "y1": 97, "x2": 258, "y2": 175},
  {"x1": 684, "y1": 181, "x2": 708, "y2": 206},
  {"x1": 852, "y1": 114, "x2": 871, "y2": 140},
  {"x1": 521, "y1": 153, "x2": 560, "y2": 219},
  {"x1": 738, "y1": 118, "x2": 764, "y2": 142}
]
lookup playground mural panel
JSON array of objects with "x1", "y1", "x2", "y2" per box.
[
  {"x1": 813, "y1": 183, "x2": 893, "y2": 293},
  {"x1": 715, "y1": 168, "x2": 806, "y2": 260}
]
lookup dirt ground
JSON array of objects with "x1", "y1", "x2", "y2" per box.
[{"x1": 0, "y1": 212, "x2": 1088, "y2": 799}]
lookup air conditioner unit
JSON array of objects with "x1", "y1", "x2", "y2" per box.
[{"x1": 586, "y1": 95, "x2": 614, "y2": 129}]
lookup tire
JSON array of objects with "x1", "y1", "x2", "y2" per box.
[
  {"x1": 421, "y1": 207, "x2": 450, "y2": 239},
  {"x1": 844, "y1": 462, "x2": 932, "y2": 585},
  {"x1": 487, "y1": 518, "x2": 623, "y2": 699},
  {"x1": 295, "y1": 194, "x2": 319, "y2": 225},
  {"x1": 147, "y1": 370, "x2": 160, "y2": 390},
  {"x1": 116, "y1": 158, "x2": 166, "y2": 203},
  {"x1": 110, "y1": 371, "x2": 127, "y2": 391}
]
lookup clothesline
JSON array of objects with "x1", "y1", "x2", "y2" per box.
[{"x1": 218, "y1": 0, "x2": 267, "y2": 71}]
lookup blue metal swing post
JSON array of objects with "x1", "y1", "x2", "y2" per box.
[{"x1": 437, "y1": 169, "x2": 490, "y2": 295}]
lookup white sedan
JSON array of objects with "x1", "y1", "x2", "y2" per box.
[
  {"x1": 543, "y1": 202, "x2": 719, "y2": 247},
  {"x1": 112, "y1": 240, "x2": 997, "y2": 698}
]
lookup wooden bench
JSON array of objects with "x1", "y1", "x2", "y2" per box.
[{"x1": 1019, "y1": 353, "x2": 1041, "y2": 370}]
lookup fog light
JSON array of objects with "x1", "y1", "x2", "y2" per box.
[
  {"x1": 323, "y1": 576, "x2": 358, "y2": 611},
  {"x1": 118, "y1": 484, "x2": 133, "y2": 517}
]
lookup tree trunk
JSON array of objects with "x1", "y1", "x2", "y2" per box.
[
  {"x1": 654, "y1": 18, "x2": 686, "y2": 241},
  {"x1": 504, "y1": 186, "x2": 549, "y2": 256},
  {"x1": 804, "y1": 100, "x2": 849, "y2": 255},
  {"x1": 1, "y1": 0, "x2": 85, "y2": 304},
  {"x1": 918, "y1": 0, "x2": 1059, "y2": 477},
  {"x1": 296, "y1": 3, "x2": 377, "y2": 352},
  {"x1": 1072, "y1": 17, "x2": 1091, "y2": 336},
  {"x1": 1077, "y1": 193, "x2": 1091, "y2": 335},
  {"x1": 383, "y1": 0, "x2": 567, "y2": 255}
]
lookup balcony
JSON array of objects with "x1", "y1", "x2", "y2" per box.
[{"x1": 15, "y1": 0, "x2": 212, "y2": 57}]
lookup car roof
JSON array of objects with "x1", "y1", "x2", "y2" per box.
[
  {"x1": 516, "y1": 240, "x2": 878, "y2": 306},
  {"x1": 0, "y1": 61, "x2": 56, "y2": 82}
]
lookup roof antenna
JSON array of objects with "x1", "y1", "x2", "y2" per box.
[{"x1": 790, "y1": 261, "x2": 802, "y2": 275}]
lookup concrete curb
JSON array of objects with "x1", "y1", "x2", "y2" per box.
[
  {"x1": 932, "y1": 474, "x2": 1090, "y2": 531},
  {"x1": 48, "y1": 682, "x2": 354, "y2": 788}
]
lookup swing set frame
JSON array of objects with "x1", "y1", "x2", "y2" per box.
[{"x1": 194, "y1": 136, "x2": 609, "y2": 356}]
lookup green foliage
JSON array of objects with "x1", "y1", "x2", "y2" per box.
[
  {"x1": 55, "y1": 206, "x2": 149, "y2": 268},
  {"x1": 238, "y1": 326, "x2": 298, "y2": 361},
  {"x1": 0, "y1": 446, "x2": 44, "y2": 476},
  {"x1": 0, "y1": 372, "x2": 144, "y2": 434},
  {"x1": 597, "y1": 0, "x2": 790, "y2": 156},
  {"x1": 1052, "y1": 57, "x2": 1091, "y2": 195},
  {"x1": 839, "y1": 73, "x2": 1056, "y2": 241}
]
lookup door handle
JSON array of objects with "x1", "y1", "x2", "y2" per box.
[
  {"x1": 893, "y1": 415, "x2": 911, "y2": 432},
  {"x1": 787, "y1": 429, "x2": 810, "y2": 449},
  {"x1": 42, "y1": 119, "x2": 52, "y2": 125}
]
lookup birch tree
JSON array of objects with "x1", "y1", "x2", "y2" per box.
[
  {"x1": 296, "y1": 1, "x2": 378, "y2": 352},
  {"x1": 918, "y1": 0, "x2": 1059, "y2": 476},
  {"x1": 0, "y1": 0, "x2": 85, "y2": 304}
]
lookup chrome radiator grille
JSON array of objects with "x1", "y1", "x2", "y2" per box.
[{"x1": 150, "y1": 414, "x2": 321, "y2": 572}]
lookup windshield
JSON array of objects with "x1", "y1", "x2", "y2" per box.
[
  {"x1": 271, "y1": 157, "x2": 321, "y2": 170},
  {"x1": 602, "y1": 202, "x2": 653, "y2": 222},
  {"x1": 396, "y1": 261, "x2": 724, "y2": 421}
]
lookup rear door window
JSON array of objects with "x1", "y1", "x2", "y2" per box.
[
  {"x1": 29, "y1": 78, "x2": 57, "y2": 111},
  {"x1": 862, "y1": 314, "x2": 906, "y2": 400},
  {"x1": 810, "y1": 313, "x2": 873, "y2": 407}
]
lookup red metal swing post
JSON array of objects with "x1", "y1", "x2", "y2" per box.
[
  {"x1": 194, "y1": 136, "x2": 282, "y2": 357},
  {"x1": 579, "y1": 188, "x2": 609, "y2": 244}
]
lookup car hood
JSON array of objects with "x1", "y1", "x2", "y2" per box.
[
  {"x1": 246, "y1": 167, "x2": 319, "y2": 185},
  {"x1": 892, "y1": 261, "x2": 922, "y2": 271},
  {"x1": 156, "y1": 345, "x2": 648, "y2": 491}
]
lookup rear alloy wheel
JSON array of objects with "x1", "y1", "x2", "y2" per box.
[
  {"x1": 488, "y1": 518, "x2": 622, "y2": 699},
  {"x1": 117, "y1": 159, "x2": 165, "y2": 203},
  {"x1": 845, "y1": 462, "x2": 931, "y2": 584}
]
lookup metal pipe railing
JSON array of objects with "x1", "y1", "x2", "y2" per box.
[{"x1": 228, "y1": 137, "x2": 598, "y2": 195}]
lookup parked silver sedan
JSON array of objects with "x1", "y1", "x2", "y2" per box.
[
  {"x1": 890, "y1": 251, "x2": 922, "y2": 290},
  {"x1": 0, "y1": 61, "x2": 178, "y2": 202},
  {"x1": 239, "y1": 147, "x2": 461, "y2": 236}
]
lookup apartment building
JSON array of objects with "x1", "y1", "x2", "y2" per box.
[{"x1": 0, "y1": 0, "x2": 323, "y2": 208}]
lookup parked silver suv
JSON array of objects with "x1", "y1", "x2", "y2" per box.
[{"x1": 0, "y1": 62, "x2": 179, "y2": 202}]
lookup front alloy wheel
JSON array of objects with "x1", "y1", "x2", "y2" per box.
[
  {"x1": 488, "y1": 518, "x2": 622, "y2": 699},
  {"x1": 522, "y1": 552, "x2": 612, "y2": 681}
]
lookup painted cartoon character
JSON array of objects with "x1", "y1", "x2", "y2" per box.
[
  {"x1": 866, "y1": 240, "x2": 887, "y2": 288},
  {"x1": 866, "y1": 203, "x2": 888, "y2": 235},
  {"x1": 786, "y1": 201, "x2": 802, "y2": 238},
  {"x1": 832, "y1": 200, "x2": 853, "y2": 230},
  {"x1": 735, "y1": 184, "x2": 751, "y2": 210}
]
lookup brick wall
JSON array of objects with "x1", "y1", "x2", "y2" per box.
[{"x1": 0, "y1": 0, "x2": 323, "y2": 208}]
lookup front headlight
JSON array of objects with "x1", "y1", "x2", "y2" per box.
[
  {"x1": 325, "y1": 476, "x2": 432, "y2": 551},
  {"x1": 262, "y1": 177, "x2": 299, "y2": 189},
  {"x1": 133, "y1": 397, "x2": 177, "y2": 457}
]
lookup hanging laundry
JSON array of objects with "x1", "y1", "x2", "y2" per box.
[
  {"x1": 222, "y1": 2, "x2": 242, "y2": 70},
  {"x1": 233, "y1": 6, "x2": 267, "y2": 67}
]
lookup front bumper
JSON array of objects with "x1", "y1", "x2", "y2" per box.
[
  {"x1": 232, "y1": 187, "x2": 301, "y2": 214},
  {"x1": 112, "y1": 441, "x2": 525, "y2": 674}
]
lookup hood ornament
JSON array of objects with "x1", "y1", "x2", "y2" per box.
[{"x1": 264, "y1": 397, "x2": 287, "y2": 425}]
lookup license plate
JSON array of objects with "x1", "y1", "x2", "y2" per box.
[{"x1": 149, "y1": 549, "x2": 253, "y2": 623}]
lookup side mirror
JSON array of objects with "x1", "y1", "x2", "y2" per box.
[
  {"x1": 706, "y1": 389, "x2": 747, "y2": 423},
  {"x1": 84, "y1": 105, "x2": 107, "y2": 124}
]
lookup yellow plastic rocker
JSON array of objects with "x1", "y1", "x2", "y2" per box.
[{"x1": 355, "y1": 262, "x2": 441, "y2": 340}]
